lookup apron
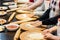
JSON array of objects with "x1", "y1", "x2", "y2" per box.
[{"x1": 49, "y1": 0, "x2": 60, "y2": 18}]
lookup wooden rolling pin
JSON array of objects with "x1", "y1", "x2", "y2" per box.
[
  {"x1": 40, "y1": 25, "x2": 47, "y2": 28},
  {"x1": 8, "y1": 12, "x2": 16, "y2": 22},
  {"x1": 6, "y1": 8, "x2": 20, "y2": 12},
  {"x1": 14, "y1": 28, "x2": 21, "y2": 40},
  {"x1": 10, "y1": 18, "x2": 37, "y2": 24}
]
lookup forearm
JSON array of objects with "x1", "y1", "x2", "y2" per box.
[
  {"x1": 28, "y1": 0, "x2": 44, "y2": 10},
  {"x1": 49, "y1": 26, "x2": 57, "y2": 33},
  {"x1": 51, "y1": 36, "x2": 60, "y2": 40}
]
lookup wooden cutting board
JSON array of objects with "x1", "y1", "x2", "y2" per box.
[
  {"x1": 20, "y1": 22, "x2": 46, "y2": 31},
  {"x1": 20, "y1": 31, "x2": 46, "y2": 40}
]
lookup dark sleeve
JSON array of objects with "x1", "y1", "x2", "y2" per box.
[
  {"x1": 42, "y1": 15, "x2": 60, "y2": 25},
  {"x1": 37, "y1": 8, "x2": 51, "y2": 21}
]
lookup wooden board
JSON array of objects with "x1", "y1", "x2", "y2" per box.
[
  {"x1": 20, "y1": 22, "x2": 46, "y2": 31},
  {"x1": 20, "y1": 31, "x2": 46, "y2": 40}
]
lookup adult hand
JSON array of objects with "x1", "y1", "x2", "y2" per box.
[
  {"x1": 44, "y1": 33, "x2": 54, "y2": 39},
  {"x1": 43, "y1": 26, "x2": 57, "y2": 35},
  {"x1": 44, "y1": 33, "x2": 60, "y2": 40},
  {"x1": 43, "y1": 29, "x2": 52, "y2": 35}
]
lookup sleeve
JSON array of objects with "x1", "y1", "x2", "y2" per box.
[
  {"x1": 42, "y1": 15, "x2": 60, "y2": 25},
  {"x1": 37, "y1": 8, "x2": 51, "y2": 21}
]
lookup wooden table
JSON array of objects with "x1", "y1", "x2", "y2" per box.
[
  {"x1": 0, "y1": 26, "x2": 57, "y2": 40},
  {"x1": 0, "y1": 12, "x2": 57, "y2": 40}
]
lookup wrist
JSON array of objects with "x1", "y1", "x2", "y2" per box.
[
  {"x1": 49, "y1": 26, "x2": 57, "y2": 33},
  {"x1": 52, "y1": 36, "x2": 60, "y2": 40},
  {"x1": 48, "y1": 29, "x2": 53, "y2": 33},
  {"x1": 48, "y1": 27, "x2": 56, "y2": 33},
  {"x1": 39, "y1": 21, "x2": 42, "y2": 25}
]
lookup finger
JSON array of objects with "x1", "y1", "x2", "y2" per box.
[
  {"x1": 44, "y1": 35, "x2": 48, "y2": 39},
  {"x1": 42, "y1": 30, "x2": 48, "y2": 34}
]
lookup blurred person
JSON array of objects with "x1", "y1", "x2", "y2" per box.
[
  {"x1": 31, "y1": 0, "x2": 60, "y2": 25},
  {"x1": 42, "y1": 0, "x2": 60, "y2": 39}
]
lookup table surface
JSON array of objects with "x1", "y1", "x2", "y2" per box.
[
  {"x1": 0, "y1": 25, "x2": 57, "y2": 40},
  {"x1": 0, "y1": 11, "x2": 57, "y2": 40},
  {"x1": 0, "y1": 12, "x2": 17, "y2": 40},
  {"x1": 0, "y1": 31, "x2": 16, "y2": 40}
]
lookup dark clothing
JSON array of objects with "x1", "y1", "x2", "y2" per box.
[{"x1": 37, "y1": 8, "x2": 60, "y2": 25}]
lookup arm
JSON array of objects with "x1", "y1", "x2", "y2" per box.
[
  {"x1": 43, "y1": 26, "x2": 57, "y2": 34},
  {"x1": 21, "y1": 0, "x2": 44, "y2": 10},
  {"x1": 51, "y1": 36, "x2": 60, "y2": 40},
  {"x1": 28, "y1": 0, "x2": 44, "y2": 10},
  {"x1": 48, "y1": 26, "x2": 57, "y2": 33}
]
